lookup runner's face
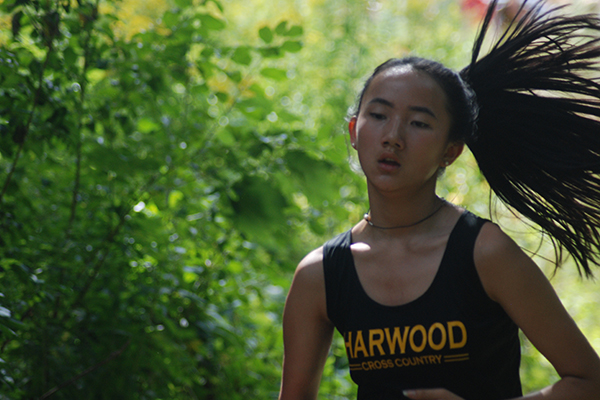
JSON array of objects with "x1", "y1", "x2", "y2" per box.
[{"x1": 349, "y1": 67, "x2": 462, "y2": 195}]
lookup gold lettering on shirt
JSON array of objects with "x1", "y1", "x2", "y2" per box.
[
  {"x1": 354, "y1": 330, "x2": 369, "y2": 358},
  {"x1": 448, "y1": 321, "x2": 467, "y2": 349},
  {"x1": 409, "y1": 325, "x2": 427, "y2": 353},
  {"x1": 345, "y1": 331, "x2": 354, "y2": 359},
  {"x1": 369, "y1": 329, "x2": 385, "y2": 357},
  {"x1": 384, "y1": 326, "x2": 410, "y2": 355},
  {"x1": 345, "y1": 320, "x2": 469, "y2": 368},
  {"x1": 428, "y1": 322, "x2": 447, "y2": 351}
]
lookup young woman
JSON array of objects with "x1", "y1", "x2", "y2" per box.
[{"x1": 279, "y1": 1, "x2": 600, "y2": 399}]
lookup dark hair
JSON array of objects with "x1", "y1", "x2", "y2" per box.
[
  {"x1": 355, "y1": 0, "x2": 600, "y2": 277},
  {"x1": 463, "y1": 0, "x2": 600, "y2": 277},
  {"x1": 352, "y1": 57, "x2": 478, "y2": 144}
]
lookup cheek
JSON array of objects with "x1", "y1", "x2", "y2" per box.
[
  {"x1": 411, "y1": 135, "x2": 448, "y2": 163},
  {"x1": 354, "y1": 122, "x2": 375, "y2": 146}
]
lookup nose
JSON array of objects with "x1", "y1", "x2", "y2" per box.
[{"x1": 381, "y1": 117, "x2": 404, "y2": 149}]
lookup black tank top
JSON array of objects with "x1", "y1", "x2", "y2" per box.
[{"x1": 323, "y1": 211, "x2": 522, "y2": 400}]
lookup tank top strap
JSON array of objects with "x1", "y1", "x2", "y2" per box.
[
  {"x1": 323, "y1": 229, "x2": 353, "y2": 329},
  {"x1": 436, "y1": 210, "x2": 499, "y2": 313},
  {"x1": 440, "y1": 211, "x2": 487, "y2": 273}
]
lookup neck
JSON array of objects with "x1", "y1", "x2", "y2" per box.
[
  {"x1": 364, "y1": 184, "x2": 444, "y2": 231},
  {"x1": 365, "y1": 195, "x2": 445, "y2": 230},
  {"x1": 365, "y1": 197, "x2": 446, "y2": 230}
]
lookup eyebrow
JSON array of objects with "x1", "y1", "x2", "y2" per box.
[
  {"x1": 367, "y1": 98, "x2": 437, "y2": 119},
  {"x1": 368, "y1": 97, "x2": 395, "y2": 108},
  {"x1": 409, "y1": 106, "x2": 437, "y2": 119}
]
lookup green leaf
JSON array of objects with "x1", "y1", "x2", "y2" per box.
[
  {"x1": 215, "y1": 92, "x2": 228, "y2": 102},
  {"x1": 162, "y1": 10, "x2": 179, "y2": 28},
  {"x1": 260, "y1": 67, "x2": 287, "y2": 81},
  {"x1": 258, "y1": 46, "x2": 282, "y2": 58},
  {"x1": 275, "y1": 21, "x2": 287, "y2": 35},
  {"x1": 284, "y1": 25, "x2": 303, "y2": 37},
  {"x1": 258, "y1": 26, "x2": 273, "y2": 44},
  {"x1": 208, "y1": 0, "x2": 225, "y2": 12},
  {"x1": 198, "y1": 60, "x2": 217, "y2": 78},
  {"x1": 63, "y1": 47, "x2": 78, "y2": 66},
  {"x1": 231, "y1": 46, "x2": 252, "y2": 66},
  {"x1": 137, "y1": 118, "x2": 160, "y2": 133},
  {"x1": 214, "y1": 129, "x2": 236, "y2": 145},
  {"x1": 237, "y1": 98, "x2": 270, "y2": 120},
  {"x1": 198, "y1": 14, "x2": 226, "y2": 31},
  {"x1": 168, "y1": 190, "x2": 184, "y2": 208},
  {"x1": 227, "y1": 70, "x2": 242, "y2": 83},
  {"x1": 201, "y1": 47, "x2": 215, "y2": 58},
  {"x1": 281, "y1": 40, "x2": 302, "y2": 53},
  {"x1": 309, "y1": 219, "x2": 326, "y2": 235},
  {"x1": 276, "y1": 108, "x2": 301, "y2": 123},
  {"x1": 174, "y1": 0, "x2": 193, "y2": 7}
]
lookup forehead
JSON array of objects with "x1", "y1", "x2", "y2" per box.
[{"x1": 363, "y1": 66, "x2": 449, "y2": 114}]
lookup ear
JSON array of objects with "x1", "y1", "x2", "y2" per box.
[
  {"x1": 441, "y1": 142, "x2": 464, "y2": 167},
  {"x1": 348, "y1": 117, "x2": 357, "y2": 149}
]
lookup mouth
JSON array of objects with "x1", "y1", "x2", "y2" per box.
[{"x1": 378, "y1": 157, "x2": 400, "y2": 167}]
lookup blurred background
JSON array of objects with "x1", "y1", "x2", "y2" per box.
[{"x1": 1, "y1": 0, "x2": 599, "y2": 398}]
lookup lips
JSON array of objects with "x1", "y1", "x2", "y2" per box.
[
  {"x1": 379, "y1": 157, "x2": 400, "y2": 166},
  {"x1": 377, "y1": 152, "x2": 401, "y2": 171}
]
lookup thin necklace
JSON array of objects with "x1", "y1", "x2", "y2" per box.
[{"x1": 364, "y1": 198, "x2": 446, "y2": 229}]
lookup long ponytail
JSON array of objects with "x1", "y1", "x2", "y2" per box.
[{"x1": 461, "y1": 0, "x2": 600, "y2": 276}]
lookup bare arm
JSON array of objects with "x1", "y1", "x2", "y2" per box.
[
  {"x1": 405, "y1": 222, "x2": 600, "y2": 400},
  {"x1": 476, "y1": 223, "x2": 600, "y2": 400},
  {"x1": 279, "y1": 247, "x2": 335, "y2": 400}
]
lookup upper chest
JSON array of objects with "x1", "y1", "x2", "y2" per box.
[{"x1": 350, "y1": 233, "x2": 450, "y2": 307}]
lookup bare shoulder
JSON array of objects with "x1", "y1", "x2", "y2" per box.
[
  {"x1": 286, "y1": 246, "x2": 329, "y2": 322},
  {"x1": 294, "y1": 246, "x2": 325, "y2": 287},
  {"x1": 473, "y1": 220, "x2": 519, "y2": 261},
  {"x1": 297, "y1": 246, "x2": 324, "y2": 272},
  {"x1": 473, "y1": 221, "x2": 542, "y2": 303}
]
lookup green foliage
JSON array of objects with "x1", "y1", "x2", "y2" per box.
[
  {"x1": 0, "y1": 0, "x2": 318, "y2": 398},
  {"x1": 1, "y1": 0, "x2": 598, "y2": 399}
]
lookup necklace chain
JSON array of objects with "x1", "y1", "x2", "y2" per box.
[{"x1": 364, "y1": 198, "x2": 446, "y2": 229}]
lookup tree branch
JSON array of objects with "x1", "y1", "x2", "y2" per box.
[
  {"x1": 0, "y1": 4, "x2": 63, "y2": 207},
  {"x1": 0, "y1": 44, "x2": 54, "y2": 206},
  {"x1": 66, "y1": 1, "x2": 97, "y2": 234}
]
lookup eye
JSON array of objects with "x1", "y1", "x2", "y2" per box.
[
  {"x1": 411, "y1": 120, "x2": 430, "y2": 129},
  {"x1": 369, "y1": 112, "x2": 386, "y2": 120}
]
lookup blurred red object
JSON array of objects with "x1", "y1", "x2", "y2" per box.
[
  {"x1": 461, "y1": 0, "x2": 492, "y2": 19},
  {"x1": 461, "y1": 0, "x2": 530, "y2": 25}
]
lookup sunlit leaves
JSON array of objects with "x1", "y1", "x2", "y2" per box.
[
  {"x1": 5, "y1": 0, "x2": 583, "y2": 399},
  {"x1": 136, "y1": 117, "x2": 160, "y2": 134},
  {"x1": 258, "y1": 26, "x2": 273, "y2": 44},
  {"x1": 274, "y1": 21, "x2": 288, "y2": 36},
  {"x1": 231, "y1": 46, "x2": 252, "y2": 65},
  {"x1": 256, "y1": 21, "x2": 303, "y2": 60},
  {"x1": 197, "y1": 13, "x2": 226, "y2": 31},
  {"x1": 281, "y1": 40, "x2": 302, "y2": 53},
  {"x1": 174, "y1": 0, "x2": 194, "y2": 7},
  {"x1": 260, "y1": 66, "x2": 287, "y2": 80},
  {"x1": 0, "y1": 0, "x2": 313, "y2": 398}
]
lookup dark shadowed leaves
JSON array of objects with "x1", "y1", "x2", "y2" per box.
[{"x1": 230, "y1": 175, "x2": 289, "y2": 239}]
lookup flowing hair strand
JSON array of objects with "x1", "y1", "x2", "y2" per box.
[{"x1": 461, "y1": 0, "x2": 600, "y2": 277}]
